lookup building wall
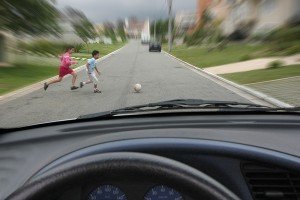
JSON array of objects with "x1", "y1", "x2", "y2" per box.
[
  {"x1": 175, "y1": 11, "x2": 197, "y2": 34},
  {"x1": 254, "y1": 0, "x2": 299, "y2": 33},
  {"x1": 196, "y1": 0, "x2": 212, "y2": 28},
  {"x1": 219, "y1": 0, "x2": 299, "y2": 35},
  {"x1": 124, "y1": 18, "x2": 148, "y2": 39},
  {"x1": 209, "y1": 0, "x2": 230, "y2": 20},
  {"x1": 222, "y1": 0, "x2": 259, "y2": 34}
]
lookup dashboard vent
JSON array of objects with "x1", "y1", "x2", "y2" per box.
[{"x1": 241, "y1": 162, "x2": 300, "y2": 200}]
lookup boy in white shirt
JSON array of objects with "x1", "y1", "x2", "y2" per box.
[{"x1": 80, "y1": 50, "x2": 101, "y2": 93}]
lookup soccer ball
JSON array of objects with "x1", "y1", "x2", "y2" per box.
[{"x1": 134, "y1": 84, "x2": 142, "y2": 92}]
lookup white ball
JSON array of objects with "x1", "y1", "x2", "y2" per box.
[{"x1": 134, "y1": 83, "x2": 142, "y2": 92}]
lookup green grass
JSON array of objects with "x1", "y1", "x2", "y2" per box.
[
  {"x1": 220, "y1": 64, "x2": 300, "y2": 84},
  {"x1": 72, "y1": 53, "x2": 91, "y2": 59},
  {"x1": 12, "y1": 53, "x2": 59, "y2": 67},
  {"x1": 0, "y1": 64, "x2": 58, "y2": 95},
  {"x1": 79, "y1": 42, "x2": 125, "y2": 55},
  {"x1": 166, "y1": 43, "x2": 299, "y2": 68}
]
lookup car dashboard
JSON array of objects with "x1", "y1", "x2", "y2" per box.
[{"x1": 1, "y1": 112, "x2": 300, "y2": 200}]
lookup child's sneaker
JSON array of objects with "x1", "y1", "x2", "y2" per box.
[
  {"x1": 71, "y1": 86, "x2": 79, "y2": 90},
  {"x1": 44, "y1": 83, "x2": 48, "y2": 91},
  {"x1": 80, "y1": 82, "x2": 84, "y2": 88},
  {"x1": 94, "y1": 89, "x2": 101, "y2": 93}
]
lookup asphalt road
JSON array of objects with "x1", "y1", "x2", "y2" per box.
[{"x1": 0, "y1": 40, "x2": 251, "y2": 128}]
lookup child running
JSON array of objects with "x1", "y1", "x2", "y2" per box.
[
  {"x1": 44, "y1": 46, "x2": 79, "y2": 91},
  {"x1": 80, "y1": 50, "x2": 101, "y2": 93}
]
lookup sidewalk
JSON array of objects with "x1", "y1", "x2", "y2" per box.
[
  {"x1": 203, "y1": 54, "x2": 300, "y2": 107},
  {"x1": 205, "y1": 54, "x2": 300, "y2": 74},
  {"x1": 245, "y1": 76, "x2": 300, "y2": 106}
]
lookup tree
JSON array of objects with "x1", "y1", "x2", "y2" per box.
[
  {"x1": 184, "y1": 9, "x2": 227, "y2": 47},
  {"x1": 117, "y1": 19, "x2": 127, "y2": 42},
  {"x1": 103, "y1": 22, "x2": 117, "y2": 42},
  {"x1": 150, "y1": 19, "x2": 171, "y2": 42},
  {"x1": 0, "y1": 0, "x2": 61, "y2": 36},
  {"x1": 65, "y1": 7, "x2": 96, "y2": 53},
  {"x1": 72, "y1": 20, "x2": 96, "y2": 53}
]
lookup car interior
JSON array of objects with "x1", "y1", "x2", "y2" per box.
[{"x1": 1, "y1": 111, "x2": 300, "y2": 200}]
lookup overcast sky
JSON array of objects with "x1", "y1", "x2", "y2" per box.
[{"x1": 56, "y1": 0, "x2": 197, "y2": 23}]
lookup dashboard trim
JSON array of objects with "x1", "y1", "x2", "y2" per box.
[{"x1": 33, "y1": 138, "x2": 300, "y2": 179}]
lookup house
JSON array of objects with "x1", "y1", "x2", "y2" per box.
[
  {"x1": 197, "y1": 0, "x2": 300, "y2": 35},
  {"x1": 252, "y1": 0, "x2": 300, "y2": 33},
  {"x1": 175, "y1": 11, "x2": 197, "y2": 35},
  {"x1": 124, "y1": 18, "x2": 149, "y2": 39},
  {"x1": 195, "y1": 0, "x2": 212, "y2": 29}
]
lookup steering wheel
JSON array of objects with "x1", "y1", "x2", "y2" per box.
[{"x1": 6, "y1": 152, "x2": 240, "y2": 200}]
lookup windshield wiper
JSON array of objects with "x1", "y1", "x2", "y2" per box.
[
  {"x1": 78, "y1": 99, "x2": 300, "y2": 120},
  {"x1": 112, "y1": 99, "x2": 300, "y2": 113},
  {"x1": 111, "y1": 99, "x2": 271, "y2": 112}
]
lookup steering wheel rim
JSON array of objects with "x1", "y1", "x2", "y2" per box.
[{"x1": 6, "y1": 152, "x2": 240, "y2": 200}]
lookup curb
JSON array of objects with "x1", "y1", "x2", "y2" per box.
[
  {"x1": 0, "y1": 46, "x2": 125, "y2": 105},
  {"x1": 163, "y1": 51, "x2": 293, "y2": 108},
  {"x1": 71, "y1": 57, "x2": 88, "y2": 61}
]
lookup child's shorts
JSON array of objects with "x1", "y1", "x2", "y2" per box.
[
  {"x1": 88, "y1": 72, "x2": 98, "y2": 83},
  {"x1": 59, "y1": 67, "x2": 73, "y2": 77}
]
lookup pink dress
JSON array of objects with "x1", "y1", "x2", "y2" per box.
[{"x1": 59, "y1": 52, "x2": 76, "y2": 77}]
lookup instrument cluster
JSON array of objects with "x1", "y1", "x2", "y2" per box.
[{"x1": 87, "y1": 184, "x2": 183, "y2": 200}]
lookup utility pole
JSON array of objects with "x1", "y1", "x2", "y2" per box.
[
  {"x1": 154, "y1": 20, "x2": 156, "y2": 41},
  {"x1": 168, "y1": 0, "x2": 173, "y2": 52}
]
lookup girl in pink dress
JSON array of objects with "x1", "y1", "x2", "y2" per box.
[{"x1": 44, "y1": 46, "x2": 79, "y2": 91}]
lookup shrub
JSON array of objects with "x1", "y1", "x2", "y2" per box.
[
  {"x1": 269, "y1": 41, "x2": 300, "y2": 56},
  {"x1": 72, "y1": 43, "x2": 85, "y2": 53},
  {"x1": 283, "y1": 45, "x2": 300, "y2": 55},
  {"x1": 17, "y1": 40, "x2": 87, "y2": 56},
  {"x1": 250, "y1": 32, "x2": 270, "y2": 42},
  {"x1": 239, "y1": 55, "x2": 252, "y2": 61},
  {"x1": 185, "y1": 28, "x2": 206, "y2": 46},
  {"x1": 267, "y1": 60, "x2": 284, "y2": 69},
  {"x1": 17, "y1": 40, "x2": 66, "y2": 56},
  {"x1": 266, "y1": 27, "x2": 300, "y2": 43},
  {"x1": 228, "y1": 30, "x2": 247, "y2": 41},
  {"x1": 32, "y1": 40, "x2": 61, "y2": 56},
  {"x1": 228, "y1": 20, "x2": 256, "y2": 41},
  {"x1": 287, "y1": 15, "x2": 300, "y2": 28}
]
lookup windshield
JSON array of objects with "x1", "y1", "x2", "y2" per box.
[{"x1": 0, "y1": 0, "x2": 299, "y2": 128}]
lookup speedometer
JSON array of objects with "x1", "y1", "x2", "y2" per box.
[
  {"x1": 88, "y1": 185, "x2": 127, "y2": 200},
  {"x1": 144, "y1": 185, "x2": 183, "y2": 200}
]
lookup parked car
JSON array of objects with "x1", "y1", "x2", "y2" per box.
[{"x1": 149, "y1": 41, "x2": 161, "y2": 52}]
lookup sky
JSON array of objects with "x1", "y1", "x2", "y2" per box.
[{"x1": 56, "y1": 0, "x2": 197, "y2": 23}]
